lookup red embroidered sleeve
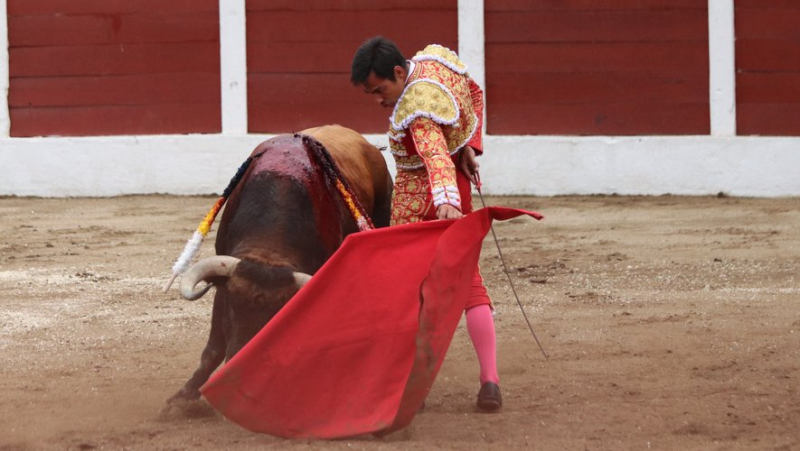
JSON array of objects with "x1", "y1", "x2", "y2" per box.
[
  {"x1": 467, "y1": 77, "x2": 484, "y2": 155},
  {"x1": 409, "y1": 117, "x2": 461, "y2": 210}
]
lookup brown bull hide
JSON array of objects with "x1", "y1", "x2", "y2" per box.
[{"x1": 165, "y1": 125, "x2": 392, "y2": 408}]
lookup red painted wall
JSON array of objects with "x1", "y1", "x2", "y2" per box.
[
  {"x1": 485, "y1": 0, "x2": 709, "y2": 135},
  {"x1": 245, "y1": 0, "x2": 458, "y2": 134},
  {"x1": 16, "y1": 2, "x2": 793, "y2": 138},
  {"x1": 7, "y1": 0, "x2": 221, "y2": 137},
  {"x1": 735, "y1": 0, "x2": 800, "y2": 136}
]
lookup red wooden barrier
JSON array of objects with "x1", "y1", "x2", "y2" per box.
[
  {"x1": 245, "y1": 0, "x2": 458, "y2": 134},
  {"x1": 16, "y1": 1, "x2": 783, "y2": 138},
  {"x1": 736, "y1": 2, "x2": 800, "y2": 136},
  {"x1": 7, "y1": 0, "x2": 220, "y2": 137},
  {"x1": 485, "y1": 1, "x2": 709, "y2": 135}
]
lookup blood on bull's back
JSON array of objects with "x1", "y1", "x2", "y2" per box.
[
  {"x1": 217, "y1": 134, "x2": 350, "y2": 271},
  {"x1": 163, "y1": 125, "x2": 391, "y2": 409}
]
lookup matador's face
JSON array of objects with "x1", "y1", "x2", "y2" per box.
[{"x1": 362, "y1": 66, "x2": 407, "y2": 109}]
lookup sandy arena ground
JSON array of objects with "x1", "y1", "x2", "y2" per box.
[{"x1": 0, "y1": 194, "x2": 798, "y2": 450}]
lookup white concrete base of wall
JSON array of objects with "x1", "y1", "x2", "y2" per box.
[
  {"x1": 1, "y1": 135, "x2": 798, "y2": 197},
  {"x1": 480, "y1": 136, "x2": 800, "y2": 197}
]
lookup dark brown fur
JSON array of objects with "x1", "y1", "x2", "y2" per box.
[{"x1": 166, "y1": 126, "x2": 391, "y2": 405}]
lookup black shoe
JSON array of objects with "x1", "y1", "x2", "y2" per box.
[{"x1": 477, "y1": 382, "x2": 502, "y2": 412}]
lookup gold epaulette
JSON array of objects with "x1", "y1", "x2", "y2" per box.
[
  {"x1": 390, "y1": 79, "x2": 459, "y2": 131},
  {"x1": 412, "y1": 44, "x2": 468, "y2": 74}
]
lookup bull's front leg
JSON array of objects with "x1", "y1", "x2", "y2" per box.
[{"x1": 166, "y1": 294, "x2": 227, "y2": 406}]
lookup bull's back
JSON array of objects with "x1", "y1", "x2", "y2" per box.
[
  {"x1": 215, "y1": 134, "x2": 348, "y2": 270},
  {"x1": 301, "y1": 125, "x2": 392, "y2": 227}
]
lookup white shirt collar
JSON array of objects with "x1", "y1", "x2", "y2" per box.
[{"x1": 405, "y1": 60, "x2": 416, "y2": 83}]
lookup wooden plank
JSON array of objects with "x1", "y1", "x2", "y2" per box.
[
  {"x1": 247, "y1": 40, "x2": 459, "y2": 74},
  {"x1": 8, "y1": 0, "x2": 217, "y2": 15},
  {"x1": 736, "y1": 40, "x2": 800, "y2": 72},
  {"x1": 737, "y1": 73, "x2": 800, "y2": 104},
  {"x1": 486, "y1": 0, "x2": 705, "y2": 12},
  {"x1": 735, "y1": 0, "x2": 800, "y2": 10},
  {"x1": 248, "y1": 42, "x2": 360, "y2": 74},
  {"x1": 735, "y1": 7, "x2": 800, "y2": 40},
  {"x1": 9, "y1": 73, "x2": 220, "y2": 108},
  {"x1": 247, "y1": 0, "x2": 455, "y2": 12},
  {"x1": 9, "y1": 12, "x2": 219, "y2": 47},
  {"x1": 485, "y1": 42, "x2": 708, "y2": 74},
  {"x1": 487, "y1": 72, "x2": 708, "y2": 105},
  {"x1": 486, "y1": 102, "x2": 709, "y2": 135},
  {"x1": 248, "y1": 100, "x2": 387, "y2": 134},
  {"x1": 10, "y1": 104, "x2": 221, "y2": 137},
  {"x1": 248, "y1": 74, "x2": 391, "y2": 133},
  {"x1": 737, "y1": 103, "x2": 800, "y2": 136},
  {"x1": 486, "y1": 10, "x2": 707, "y2": 43},
  {"x1": 10, "y1": 42, "x2": 220, "y2": 77},
  {"x1": 248, "y1": 73, "x2": 370, "y2": 104},
  {"x1": 246, "y1": 10, "x2": 456, "y2": 44},
  {"x1": 483, "y1": 2, "x2": 710, "y2": 136}
]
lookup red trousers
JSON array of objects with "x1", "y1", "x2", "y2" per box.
[{"x1": 422, "y1": 167, "x2": 491, "y2": 310}]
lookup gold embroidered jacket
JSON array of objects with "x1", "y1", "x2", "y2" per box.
[{"x1": 388, "y1": 45, "x2": 484, "y2": 225}]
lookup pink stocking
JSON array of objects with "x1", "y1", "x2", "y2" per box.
[{"x1": 465, "y1": 304, "x2": 499, "y2": 385}]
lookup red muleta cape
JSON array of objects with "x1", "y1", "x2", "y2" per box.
[{"x1": 200, "y1": 207, "x2": 543, "y2": 439}]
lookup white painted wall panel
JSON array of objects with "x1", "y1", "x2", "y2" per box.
[
  {"x1": 2, "y1": 135, "x2": 798, "y2": 197},
  {"x1": 708, "y1": 0, "x2": 737, "y2": 136}
]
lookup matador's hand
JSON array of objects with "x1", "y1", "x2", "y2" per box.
[
  {"x1": 436, "y1": 204, "x2": 463, "y2": 220},
  {"x1": 458, "y1": 145, "x2": 480, "y2": 185}
]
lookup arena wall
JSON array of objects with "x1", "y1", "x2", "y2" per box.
[
  {"x1": 486, "y1": 1, "x2": 710, "y2": 135},
  {"x1": 246, "y1": 0, "x2": 458, "y2": 134},
  {"x1": 7, "y1": 0, "x2": 221, "y2": 137},
  {"x1": 1, "y1": 0, "x2": 799, "y2": 197},
  {"x1": 735, "y1": 0, "x2": 800, "y2": 136}
]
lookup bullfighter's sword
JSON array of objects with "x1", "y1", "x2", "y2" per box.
[{"x1": 475, "y1": 171, "x2": 549, "y2": 360}]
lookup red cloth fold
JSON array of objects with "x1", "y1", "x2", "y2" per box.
[{"x1": 200, "y1": 207, "x2": 543, "y2": 439}]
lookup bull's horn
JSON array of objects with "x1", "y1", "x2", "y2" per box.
[
  {"x1": 180, "y1": 256, "x2": 241, "y2": 301},
  {"x1": 293, "y1": 272, "x2": 312, "y2": 288}
]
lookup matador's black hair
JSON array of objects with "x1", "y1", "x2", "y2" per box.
[{"x1": 350, "y1": 36, "x2": 406, "y2": 85}]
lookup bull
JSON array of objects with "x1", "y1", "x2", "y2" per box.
[{"x1": 166, "y1": 125, "x2": 392, "y2": 406}]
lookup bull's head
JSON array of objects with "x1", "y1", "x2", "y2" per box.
[{"x1": 179, "y1": 256, "x2": 312, "y2": 301}]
